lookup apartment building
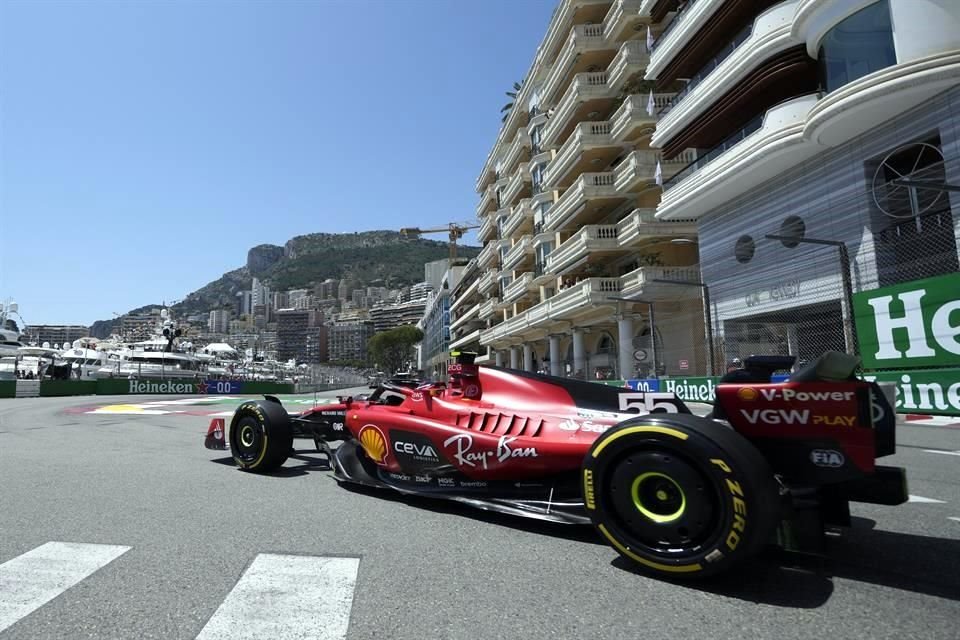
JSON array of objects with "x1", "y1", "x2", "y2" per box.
[
  {"x1": 25, "y1": 325, "x2": 89, "y2": 347},
  {"x1": 276, "y1": 308, "x2": 327, "y2": 364},
  {"x1": 328, "y1": 322, "x2": 375, "y2": 363},
  {"x1": 645, "y1": 0, "x2": 960, "y2": 366},
  {"x1": 452, "y1": 0, "x2": 703, "y2": 380},
  {"x1": 419, "y1": 262, "x2": 468, "y2": 376}
]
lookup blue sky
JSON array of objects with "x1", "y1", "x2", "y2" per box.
[{"x1": 0, "y1": 0, "x2": 555, "y2": 325}]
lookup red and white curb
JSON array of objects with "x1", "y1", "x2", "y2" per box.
[{"x1": 902, "y1": 414, "x2": 960, "y2": 427}]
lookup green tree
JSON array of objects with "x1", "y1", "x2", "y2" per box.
[
  {"x1": 500, "y1": 81, "x2": 523, "y2": 122},
  {"x1": 367, "y1": 325, "x2": 424, "y2": 374}
]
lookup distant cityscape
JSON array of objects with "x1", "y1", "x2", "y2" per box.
[{"x1": 23, "y1": 256, "x2": 469, "y2": 372}]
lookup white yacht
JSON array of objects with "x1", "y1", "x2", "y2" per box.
[
  {"x1": 59, "y1": 344, "x2": 110, "y2": 380},
  {"x1": 94, "y1": 308, "x2": 205, "y2": 380},
  {"x1": 0, "y1": 301, "x2": 26, "y2": 358}
]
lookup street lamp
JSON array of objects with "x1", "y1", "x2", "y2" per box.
[
  {"x1": 764, "y1": 234, "x2": 857, "y2": 356},
  {"x1": 607, "y1": 296, "x2": 658, "y2": 378},
  {"x1": 651, "y1": 278, "x2": 715, "y2": 376}
]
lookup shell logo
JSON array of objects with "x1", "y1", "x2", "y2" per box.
[
  {"x1": 737, "y1": 387, "x2": 759, "y2": 401},
  {"x1": 358, "y1": 425, "x2": 388, "y2": 464}
]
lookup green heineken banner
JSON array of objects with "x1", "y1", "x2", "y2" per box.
[
  {"x1": 862, "y1": 368, "x2": 960, "y2": 417},
  {"x1": 0, "y1": 381, "x2": 14, "y2": 398},
  {"x1": 854, "y1": 272, "x2": 960, "y2": 370}
]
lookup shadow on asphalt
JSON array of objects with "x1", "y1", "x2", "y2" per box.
[
  {"x1": 337, "y1": 479, "x2": 606, "y2": 545},
  {"x1": 207, "y1": 452, "x2": 960, "y2": 605},
  {"x1": 611, "y1": 516, "x2": 960, "y2": 607},
  {"x1": 208, "y1": 450, "x2": 332, "y2": 477}
]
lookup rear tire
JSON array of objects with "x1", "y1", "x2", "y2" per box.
[
  {"x1": 582, "y1": 414, "x2": 779, "y2": 578},
  {"x1": 229, "y1": 401, "x2": 292, "y2": 472}
]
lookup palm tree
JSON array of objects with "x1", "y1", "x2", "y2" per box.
[{"x1": 500, "y1": 81, "x2": 523, "y2": 122}]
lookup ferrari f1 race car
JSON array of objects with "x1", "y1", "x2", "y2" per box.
[{"x1": 204, "y1": 351, "x2": 907, "y2": 579}]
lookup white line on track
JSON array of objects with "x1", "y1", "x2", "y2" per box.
[
  {"x1": 195, "y1": 554, "x2": 360, "y2": 640},
  {"x1": 923, "y1": 449, "x2": 960, "y2": 457},
  {"x1": 949, "y1": 517, "x2": 960, "y2": 523},
  {"x1": 908, "y1": 495, "x2": 947, "y2": 504},
  {"x1": 0, "y1": 542, "x2": 130, "y2": 633}
]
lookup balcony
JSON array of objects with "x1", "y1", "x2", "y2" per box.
[
  {"x1": 450, "y1": 327, "x2": 482, "y2": 351},
  {"x1": 477, "y1": 242, "x2": 499, "y2": 269},
  {"x1": 502, "y1": 272, "x2": 536, "y2": 305},
  {"x1": 477, "y1": 269, "x2": 497, "y2": 295},
  {"x1": 613, "y1": 150, "x2": 659, "y2": 192},
  {"x1": 541, "y1": 24, "x2": 615, "y2": 105},
  {"x1": 502, "y1": 235, "x2": 535, "y2": 272},
  {"x1": 544, "y1": 121, "x2": 620, "y2": 189},
  {"x1": 475, "y1": 183, "x2": 497, "y2": 217},
  {"x1": 450, "y1": 302, "x2": 480, "y2": 332},
  {"x1": 480, "y1": 277, "x2": 622, "y2": 346},
  {"x1": 619, "y1": 265, "x2": 703, "y2": 300},
  {"x1": 653, "y1": 1, "x2": 799, "y2": 148},
  {"x1": 476, "y1": 213, "x2": 496, "y2": 243},
  {"x1": 542, "y1": 72, "x2": 614, "y2": 150},
  {"x1": 546, "y1": 225, "x2": 621, "y2": 274},
  {"x1": 657, "y1": 94, "x2": 820, "y2": 220},
  {"x1": 617, "y1": 208, "x2": 697, "y2": 247},
  {"x1": 602, "y1": 0, "x2": 645, "y2": 42},
  {"x1": 450, "y1": 275, "x2": 480, "y2": 312},
  {"x1": 648, "y1": 0, "x2": 727, "y2": 81},
  {"x1": 606, "y1": 40, "x2": 651, "y2": 94},
  {"x1": 501, "y1": 162, "x2": 532, "y2": 208},
  {"x1": 544, "y1": 172, "x2": 624, "y2": 232},
  {"x1": 479, "y1": 298, "x2": 500, "y2": 321},
  {"x1": 502, "y1": 199, "x2": 535, "y2": 239},
  {"x1": 501, "y1": 127, "x2": 531, "y2": 175},
  {"x1": 610, "y1": 93, "x2": 673, "y2": 143}
]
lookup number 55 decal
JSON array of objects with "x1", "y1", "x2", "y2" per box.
[{"x1": 618, "y1": 392, "x2": 679, "y2": 413}]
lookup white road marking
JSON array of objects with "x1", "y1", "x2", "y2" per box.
[
  {"x1": 210, "y1": 411, "x2": 237, "y2": 417},
  {"x1": 196, "y1": 554, "x2": 359, "y2": 640},
  {"x1": 908, "y1": 495, "x2": 947, "y2": 504},
  {"x1": 142, "y1": 397, "x2": 241, "y2": 406},
  {"x1": 0, "y1": 542, "x2": 131, "y2": 633},
  {"x1": 923, "y1": 449, "x2": 960, "y2": 457},
  {"x1": 949, "y1": 517, "x2": 960, "y2": 523}
]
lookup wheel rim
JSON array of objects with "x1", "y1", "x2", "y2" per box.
[
  {"x1": 233, "y1": 416, "x2": 264, "y2": 463},
  {"x1": 606, "y1": 450, "x2": 720, "y2": 553},
  {"x1": 630, "y1": 472, "x2": 686, "y2": 523}
]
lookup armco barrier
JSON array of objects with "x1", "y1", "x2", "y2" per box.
[
  {"x1": 0, "y1": 380, "x2": 15, "y2": 398},
  {"x1": 40, "y1": 380, "x2": 98, "y2": 397}
]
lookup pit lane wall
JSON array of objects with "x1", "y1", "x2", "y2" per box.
[
  {"x1": 1, "y1": 379, "x2": 296, "y2": 398},
  {"x1": 600, "y1": 370, "x2": 960, "y2": 417}
]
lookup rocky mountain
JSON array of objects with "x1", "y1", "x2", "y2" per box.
[{"x1": 93, "y1": 230, "x2": 480, "y2": 332}]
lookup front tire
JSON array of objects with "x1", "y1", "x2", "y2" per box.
[
  {"x1": 229, "y1": 401, "x2": 292, "y2": 472},
  {"x1": 582, "y1": 414, "x2": 779, "y2": 578}
]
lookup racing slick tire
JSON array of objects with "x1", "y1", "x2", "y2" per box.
[
  {"x1": 582, "y1": 414, "x2": 779, "y2": 579},
  {"x1": 229, "y1": 400, "x2": 292, "y2": 473}
]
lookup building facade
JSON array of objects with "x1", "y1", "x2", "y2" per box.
[
  {"x1": 328, "y1": 322, "x2": 375, "y2": 363},
  {"x1": 644, "y1": 0, "x2": 960, "y2": 369},
  {"x1": 276, "y1": 308, "x2": 327, "y2": 363},
  {"x1": 453, "y1": 0, "x2": 703, "y2": 380},
  {"x1": 419, "y1": 262, "x2": 467, "y2": 375},
  {"x1": 25, "y1": 325, "x2": 90, "y2": 347},
  {"x1": 208, "y1": 310, "x2": 230, "y2": 334}
]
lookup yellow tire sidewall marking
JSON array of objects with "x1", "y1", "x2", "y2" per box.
[{"x1": 591, "y1": 425, "x2": 688, "y2": 459}]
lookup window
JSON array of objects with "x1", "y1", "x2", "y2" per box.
[
  {"x1": 869, "y1": 136, "x2": 958, "y2": 286},
  {"x1": 734, "y1": 235, "x2": 755, "y2": 264},
  {"x1": 817, "y1": 0, "x2": 895, "y2": 93}
]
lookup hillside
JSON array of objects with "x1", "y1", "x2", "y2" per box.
[{"x1": 94, "y1": 230, "x2": 480, "y2": 329}]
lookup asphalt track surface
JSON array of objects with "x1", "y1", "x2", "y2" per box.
[{"x1": 1, "y1": 390, "x2": 959, "y2": 640}]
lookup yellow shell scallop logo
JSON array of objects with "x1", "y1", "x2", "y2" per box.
[
  {"x1": 359, "y1": 425, "x2": 388, "y2": 463},
  {"x1": 737, "y1": 387, "x2": 759, "y2": 401}
]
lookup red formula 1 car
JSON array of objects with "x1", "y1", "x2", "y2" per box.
[{"x1": 204, "y1": 351, "x2": 907, "y2": 579}]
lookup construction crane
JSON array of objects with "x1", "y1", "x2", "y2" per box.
[{"x1": 399, "y1": 221, "x2": 480, "y2": 260}]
